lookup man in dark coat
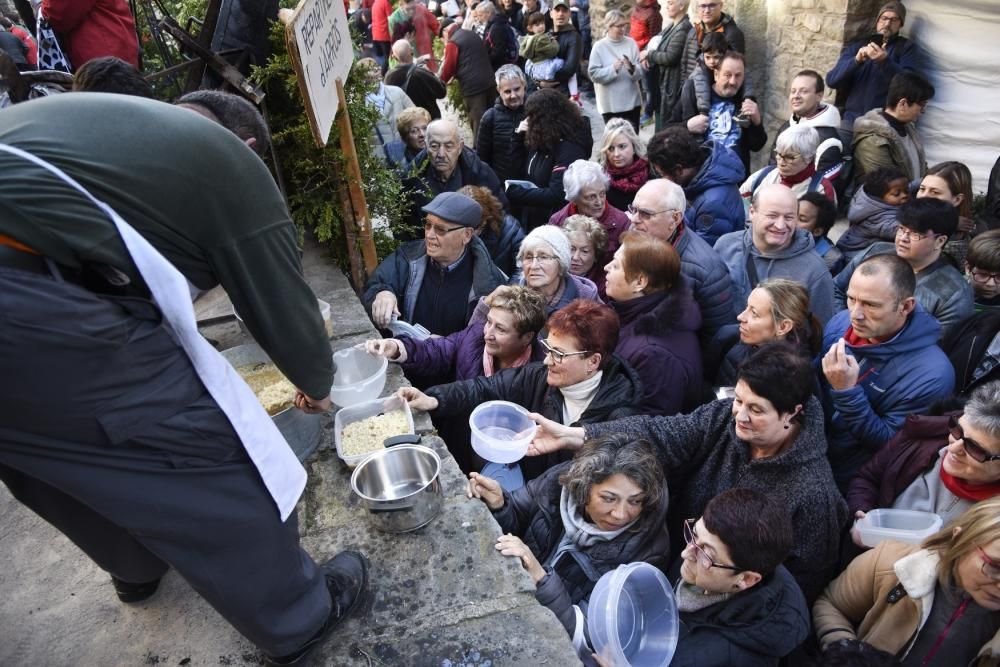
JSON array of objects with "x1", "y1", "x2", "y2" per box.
[
  {"x1": 438, "y1": 23, "x2": 497, "y2": 138},
  {"x1": 476, "y1": 1, "x2": 515, "y2": 71},
  {"x1": 384, "y1": 39, "x2": 446, "y2": 120},
  {"x1": 476, "y1": 64, "x2": 528, "y2": 184},
  {"x1": 536, "y1": 0, "x2": 580, "y2": 97},
  {"x1": 680, "y1": 0, "x2": 745, "y2": 80}
]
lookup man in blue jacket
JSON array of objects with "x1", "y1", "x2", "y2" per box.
[
  {"x1": 819, "y1": 253, "x2": 954, "y2": 490},
  {"x1": 825, "y1": 1, "x2": 922, "y2": 146},
  {"x1": 647, "y1": 126, "x2": 745, "y2": 246}
]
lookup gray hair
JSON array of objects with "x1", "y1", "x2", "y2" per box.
[
  {"x1": 477, "y1": 0, "x2": 497, "y2": 17},
  {"x1": 964, "y1": 381, "x2": 1000, "y2": 439},
  {"x1": 597, "y1": 117, "x2": 646, "y2": 168},
  {"x1": 645, "y1": 178, "x2": 687, "y2": 214},
  {"x1": 563, "y1": 214, "x2": 610, "y2": 259},
  {"x1": 495, "y1": 63, "x2": 527, "y2": 86},
  {"x1": 775, "y1": 125, "x2": 820, "y2": 162},
  {"x1": 563, "y1": 159, "x2": 610, "y2": 202},
  {"x1": 559, "y1": 433, "x2": 666, "y2": 515},
  {"x1": 426, "y1": 118, "x2": 461, "y2": 143}
]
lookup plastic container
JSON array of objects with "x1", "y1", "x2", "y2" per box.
[
  {"x1": 855, "y1": 509, "x2": 943, "y2": 548},
  {"x1": 387, "y1": 318, "x2": 431, "y2": 341},
  {"x1": 588, "y1": 563, "x2": 678, "y2": 667},
  {"x1": 469, "y1": 401, "x2": 536, "y2": 464},
  {"x1": 329, "y1": 345, "x2": 388, "y2": 408},
  {"x1": 334, "y1": 395, "x2": 415, "y2": 468}
]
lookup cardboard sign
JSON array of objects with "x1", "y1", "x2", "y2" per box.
[{"x1": 285, "y1": 0, "x2": 354, "y2": 146}]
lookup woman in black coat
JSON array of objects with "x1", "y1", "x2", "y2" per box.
[
  {"x1": 466, "y1": 433, "x2": 670, "y2": 645},
  {"x1": 505, "y1": 89, "x2": 594, "y2": 230},
  {"x1": 398, "y1": 300, "x2": 641, "y2": 482}
]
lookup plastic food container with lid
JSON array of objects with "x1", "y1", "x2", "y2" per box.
[
  {"x1": 469, "y1": 400, "x2": 537, "y2": 464},
  {"x1": 855, "y1": 509, "x2": 943, "y2": 548},
  {"x1": 334, "y1": 395, "x2": 415, "y2": 468},
  {"x1": 329, "y1": 345, "x2": 388, "y2": 408},
  {"x1": 588, "y1": 562, "x2": 678, "y2": 667}
]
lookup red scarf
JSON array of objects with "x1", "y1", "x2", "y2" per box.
[
  {"x1": 779, "y1": 163, "x2": 816, "y2": 188},
  {"x1": 606, "y1": 158, "x2": 649, "y2": 195},
  {"x1": 940, "y1": 466, "x2": 1000, "y2": 502},
  {"x1": 843, "y1": 325, "x2": 881, "y2": 347}
]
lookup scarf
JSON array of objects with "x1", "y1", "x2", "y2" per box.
[
  {"x1": 559, "y1": 487, "x2": 634, "y2": 549},
  {"x1": 559, "y1": 370, "x2": 603, "y2": 424},
  {"x1": 482, "y1": 343, "x2": 533, "y2": 377},
  {"x1": 674, "y1": 579, "x2": 733, "y2": 613},
  {"x1": 939, "y1": 466, "x2": 1000, "y2": 502},
  {"x1": 779, "y1": 162, "x2": 816, "y2": 188},
  {"x1": 606, "y1": 157, "x2": 649, "y2": 195},
  {"x1": 545, "y1": 277, "x2": 567, "y2": 311},
  {"x1": 844, "y1": 325, "x2": 880, "y2": 347}
]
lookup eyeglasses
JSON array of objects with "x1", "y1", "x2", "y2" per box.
[
  {"x1": 949, "y1": 416, "x2": 1000, "y2": 464},
  {"x1": 970, "y1": 269, "x2": 1000, "y2": 285},
  {"x1": 610, "y1": 22, "x2": 628, "y2": 29},
  {"x1": 775, "y1": 152, "x2": 803, "y2": 162},
  {"x1": 626, "y1": 205, "x2": 677, "y2": 221},
  {"x1": 978, "y1": 547, "x2": 1000, "y2": 582},
  {"x1": 683, "y1": 519, "x2": 742, "y2": 571},
  {"x1": 697, "y1": 3, "x2": 720, "y2": 10},
  {"x1": 522, "y1": 253, "x2": 558, "y2": 265},
  {"x1": 540, "y1": 337, "x2": 590, "y2": 364},
  {"x1": 424, "y1": 221, "x2": 466, "y2": 236},
  {"x1": 895, "y1": 226, "x2": 933, "y2": 241}
]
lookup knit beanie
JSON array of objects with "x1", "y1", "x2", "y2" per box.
[
  {"x1": 877, "y1": 1, "x2": 906, "y2": 27},
  {"x1": 521, "y1": 225, "x2": 572, "y2": 275}
]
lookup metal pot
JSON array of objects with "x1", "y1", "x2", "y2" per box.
[
  {"x1": 350, "y1": 444, "x2": 443, "y2": 533},
  {"x1": 219, "y1": 343, "x2": 322, "y2": 462}
]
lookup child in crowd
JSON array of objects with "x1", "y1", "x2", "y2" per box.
[
  {"x1": 798, "y1": 191, "x2": 844, "y2": 274},
  {"x1": 966, "y1": 228, "x2": 1000, "y2": 312},
  {"x1": 835, "y1": 166, "x2": 909, "y2": 258},
  {"x1": 687, "y1": 33, "x2": 731, "y2": 118},
  {"x1": 520, "y1": 13, "x2": 564, "y2": 84}
]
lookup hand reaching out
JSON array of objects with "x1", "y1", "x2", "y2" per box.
[
  {"x1": 467, "y1": 472, "x2": 504, "y2": 510},
  {"x1": 525, "y1": 412, "x2": 585, "y2": 456},
  {"x1": 496, "y1": 533, "x2": 546, "y2": 583}
]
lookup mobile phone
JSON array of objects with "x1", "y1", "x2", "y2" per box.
[{"x1": 866, "y1": 32, "x2": 884, "y2": 47}]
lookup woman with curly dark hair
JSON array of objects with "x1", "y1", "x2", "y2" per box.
[
  {"x1": 506, "y1": 88, "x2": 594, "y2": 230},
  {"x1": 459, "y1": 185, "x2": 525, "y2": 278}
]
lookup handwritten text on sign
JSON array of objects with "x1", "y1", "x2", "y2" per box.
[{"x1": 288, "y1": 0, "x2": 353, "y2": 145}]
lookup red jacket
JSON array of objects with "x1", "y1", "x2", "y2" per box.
[
  {"x1": 371, "y1": 0, "x2": 392, "y2": 42},
  {"x1": 43, "y1": 0, "x2": 139, "y2": 69},
  {"x1": 628, "y1": 0, "x2": 662, "y2": 51}
]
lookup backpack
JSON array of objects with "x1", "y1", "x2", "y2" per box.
[{"x1": 486, "y1": 22, "x2": 519, "y2": 65}]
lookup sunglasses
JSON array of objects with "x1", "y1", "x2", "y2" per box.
[{"x1": 949, "y1": 416, "x2": 1000, "y2": 464}]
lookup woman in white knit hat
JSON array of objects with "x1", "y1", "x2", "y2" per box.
[{"x1": 515, "y1": 224, "x2": 603, "y2": 315}]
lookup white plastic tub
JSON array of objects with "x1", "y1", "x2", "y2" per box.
[
  {"x1": 329, "y1": 345, "x2": 388, "y2": 408},
  {"x1": 855, "y1": 509, "x2": 943, "y2": 548},
  {"x1": 469, "y1": 401, "x2": 536, "y2": 464},
  {"x1": 334, "y1": 395, "x2": 414, "y2": 468}
]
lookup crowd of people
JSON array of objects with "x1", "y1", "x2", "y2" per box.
[
  {"x1": 2, "y1": 0, "x2": 1000, "y2": 664},
  {"x1": 357, "y1": 0, "x2": 1000, "y2": 663}
]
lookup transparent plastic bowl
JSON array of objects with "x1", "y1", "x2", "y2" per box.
[
  {"x1": 469, "y1": 401, "x2": 536, "y2": 464},
  {"x1": 334, "y1": 396, "x2": 414, "y2": 468},
  {"x1": 330, "y1": 346, "x2": 388, "y2": 408},
  {"x1": 856, "y1": 509, "x2": 943, "y2": 548},
  {"x1": 588, "y1": 562, "x2": 678, "y2": 667}
]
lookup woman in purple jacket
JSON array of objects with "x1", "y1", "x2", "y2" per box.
[{"x1": 604, "y1": 231, "x2": 702, "y2": 414}]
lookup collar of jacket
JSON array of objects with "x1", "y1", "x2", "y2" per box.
[{"x1": 893, "y1": 548, "x2": 940, "y2": 601}]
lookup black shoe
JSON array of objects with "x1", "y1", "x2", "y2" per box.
[
  {"x1": 265, "y1": 551, "x2": 369, "y2": 666},
  {"x1": 111, "y1": 576, "x2": 161, "y2": 603}
]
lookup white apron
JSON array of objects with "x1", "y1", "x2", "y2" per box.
[{"x1": 0, "y1": 143, "x2": 307, "y2": 521}]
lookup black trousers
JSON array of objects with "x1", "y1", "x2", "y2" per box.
[{"x1": 0, "y1": 266, "x2": 329, "y2": 656}]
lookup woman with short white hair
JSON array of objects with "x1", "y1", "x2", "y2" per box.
[
  {"x1": 548, "y1": 159, "x2": 631, "y2": 255},
  {"x1": 739, "y1": 125, "x2": 836, "y2": 221},
  {"x1": 588, "y1": 9, "x2": 643, "y2": 131},
  {"x1": 597, "y1": 117, "x2": 649, "y2": 211}
]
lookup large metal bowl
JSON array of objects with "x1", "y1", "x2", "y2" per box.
[
  {"x1": 350, "y1": 444, "x2": 443, "y2": 533},
  {"x1": 220, "y1": 343, "x2": 322, "y2": 462}
]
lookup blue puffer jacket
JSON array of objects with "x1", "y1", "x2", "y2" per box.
[
  {"x1": 817, "y1": 306, "x2": 955, "y2": 488},
  {"x1": 684, "y1": 140, "x2": 746, "y2": 246},
  {"x1": 669, "y1": 566, "x2": 810, "y2": 667},
  {"x1": 674, "y1": 226, "x2": 735, "y2": 342}
]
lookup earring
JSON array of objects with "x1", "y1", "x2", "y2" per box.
[{"x1": 783, "y1": 422, "x2": 790, "y2": 430}]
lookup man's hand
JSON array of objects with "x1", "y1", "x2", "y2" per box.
[
  {"x1": 822, "y1": 338, "x2": 861, "y2": 391},
  {"x1": 293, "y1": 390, "x2": 332, "y2": 414},
  {"x1": 526, "y1": 412, "x2": 586, "y2": 456},
  {"x1": 496, "y1": 534, "x2": 546, "y2": 583},
  {"x1": 396, "y1": 386, "x2": 439, "y2": 412},
  {"x1": 467, "y1": 472, "x2": 504, "y2": 510},
  {"x1": 741, "y1": 98, "x2": 761, "y2": 125},
  {"x1": 371, "y1": 290, "x2": 399, "y2": 328},
  {"x1": 854, "y1": 45, "x2": 870, "y2": 64},
  {"x1": 867, "y1": 42, "x2": 888, "y2": 63},
  {"x1": 687, "y1": 114, "x2": 710, "y2": 134}
]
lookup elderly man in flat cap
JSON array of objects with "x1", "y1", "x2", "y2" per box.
[
  {"x1": 825, "y1": 1, "x2": 924, "y2": 147},
  {"x1": 364, "y1": 191, "x2": 508, "y2": 336}
]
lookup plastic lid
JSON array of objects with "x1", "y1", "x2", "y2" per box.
[{"x1": 387, "y1": 318, "x2": 431, "y2": 341}]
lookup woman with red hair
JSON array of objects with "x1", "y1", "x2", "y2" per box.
[{"x1": 399, "y1": 299, "x2": 642, "y2": 484}]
